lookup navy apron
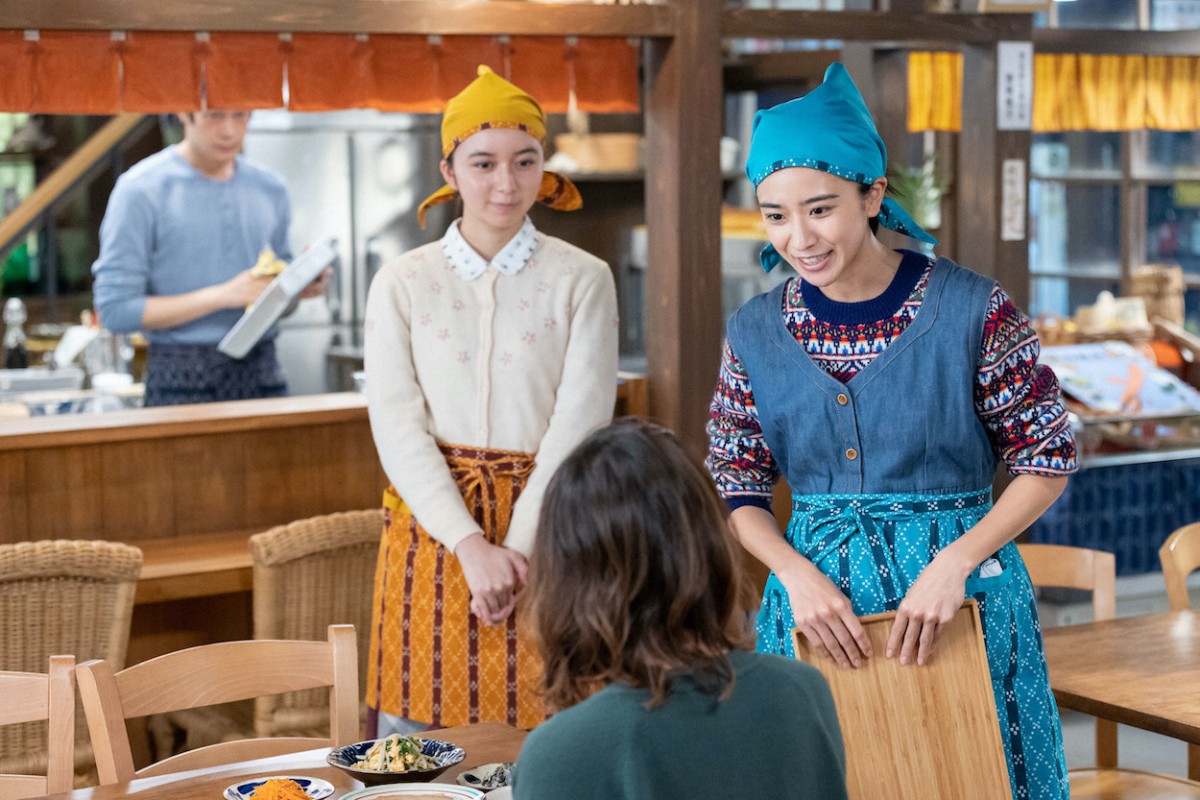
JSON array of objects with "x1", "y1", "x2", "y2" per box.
[
  {"x1": 728, "y1": 258, "x2": 1068, "y2": 800},
  {"x1": 143, "y1": 340, "x2": 287, "y2": 406}
]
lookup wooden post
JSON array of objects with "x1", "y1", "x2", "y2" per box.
[
  {"x1": 644, "y1": 0, "x2": 724, "y2": 456},
  {"x1": 957, "y1": 19, "x2": 1033, "y2": 311}
]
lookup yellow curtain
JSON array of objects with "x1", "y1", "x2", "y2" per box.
[
  {"x1": 910, "y1": 51, "x2": 1200, "y2": 132},
  {"x1": 907, "y1": 51, "x2": 962, "y2": 132}
]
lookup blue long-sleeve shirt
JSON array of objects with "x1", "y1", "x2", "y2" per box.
[{"x1": 91, "y1": 147, "x2": 292, "y2": 345}]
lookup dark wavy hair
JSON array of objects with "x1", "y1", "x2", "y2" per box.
[{"x1": 528, "y1": 418, "x2": 752, "y2": 711}]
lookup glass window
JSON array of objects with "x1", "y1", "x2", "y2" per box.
[
  {"x1": 1151, "y1": 0, "x2": 1200, "y2": 29},
  {"x1": 1030, "y1": 276, "x2": 1121, "y2": 319},
  {"x1": 1032, "y1": 133, "x2": 1122, "y2": 177},
  {"x1": 1030, "y1": 180, "x2": 1122, "y2": 276},
  {"x1": 1053, "y1": 0, "x2": 1140, "y2": 29},
  {"x1": 1145, "y1": 183, "x2": 1200, "y2": 275},
  {"x1": 1136, "y1": 131, "x2": 1200, "y2": 177}
]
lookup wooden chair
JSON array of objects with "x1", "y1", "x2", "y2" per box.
[
  {"x1": 0, "y1": 656, "x2": 74, "y2": 800},
  {"x1": 146, "y1": 511, "x2": 380, "y2": 757},
  {"x1": 793, "y1": 601, "x2": 1011, "y2": 800},
  {"x1": 0, "y1": 540, "x2": 142, "y2": 784},
  {"x1": 77, "y1": 624, "x2": 358, "y2": 784},
  {"x1": 1019, "y1": 542, "x2": 1200, "y2": 799},
  {"x1": 1160, "y1": 522, "x2": 1200, "y2": 612},
  {"x1": 1019, "y1": 543, "x2": 1118, "y2": 766},
  {"x1": 1159, "y1": 522, "x2": 1200, "y2": 780}
]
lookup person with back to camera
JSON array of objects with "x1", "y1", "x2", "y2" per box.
[
  {"x1": 91, "y1": 109, "x2": 328, "y2": 406},
  {"x1": 706, "y1": 63, "x2": 1077, "y2": 799},
  {"x1": 514, "y1": 418, "x2": 848, "y2": 800},
  {"x1": 363, "y1": 65, "x2": 619, "y2": 737}
]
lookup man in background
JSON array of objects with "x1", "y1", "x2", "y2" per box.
[{"x1": 92, "y1": 109, "x2": 327, "y2": 406}]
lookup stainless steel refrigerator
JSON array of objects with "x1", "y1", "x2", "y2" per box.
[{"x1": 243, "y1": 109, "x2": 450, "y2": 394}]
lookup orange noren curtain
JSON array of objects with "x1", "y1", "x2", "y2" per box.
[
  {"x1": 508, "y1": 37, "x2": 571, "y2": 114},
  {"x1": 205, "y1": 32, "x2": 285, "y2": 110},
  {"x1": 0, "y1": 30, "x2": 639, "y2": 115},
  {"x1": 432, "y1": 36, "x2": 506, "y2": 101},
  {"x1": 33, "y1": 31, "x2": 120, "y2": 114},
  {"x1": 121, "y1": 31, "x2": 202, "y2": 113},
  {"x1": 366, "y1": 35, "x2": 440, "y2": 112},
  {"x1": 287, "y1": 34, "x2": 369, "y2": 111},
  {"x1": 574, "y1": 38, "x2": 639, "y2": 113},
  {"x1": 0, "y1": 32, "x2": 36, "y2": 111}
]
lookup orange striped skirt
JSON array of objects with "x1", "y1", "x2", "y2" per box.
[{"x1": 365, "y1": 443, "x2": 546, "y2": 729}]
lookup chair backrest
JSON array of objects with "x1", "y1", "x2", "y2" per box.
[
  {"x1": 0, "y1": 656, "x2": 75, "y2": 800},
  {"x1": 1160, "y1": 522, "x2": 1200, "y2": 612},
  {"x1": 0, "y1": 540, "x2": 141, "y2": 779},
  {"x1": 793, "y1": 601, "x2": 1010, "y2": 800},
  {"x1": 249, "y1": 509, "x2": 381, "y2": 737},
  {"x1": 1018, "y1": 543, "x2": 1116, "y2": 622},
  {"x1": 77, "y1": 624, "x2": 358, "y2": 785}
]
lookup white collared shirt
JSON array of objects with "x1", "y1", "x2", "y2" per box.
[{"x1": 440, "y1": 216, "x2": 542, "y2": 281}]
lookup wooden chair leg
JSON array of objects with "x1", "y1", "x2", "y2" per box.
[
  {"x1": 1189, "y1": 742, "x2": 1199, "y2": 782},
  {"x1": 1094, "y1": 719, "x2": 1118, "y2": 768}
]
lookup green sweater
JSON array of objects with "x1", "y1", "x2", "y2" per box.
[{"x1": 513, "y1": 650, "x2": 848, "y2": 800}]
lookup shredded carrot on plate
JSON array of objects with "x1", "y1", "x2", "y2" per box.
[{"x1": 248, "y1": 778, "x2": 310, "y2": 800}]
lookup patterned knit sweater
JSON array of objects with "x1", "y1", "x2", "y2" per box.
[{"x1": 707, "y1": 250, "x2": 1077, "y2": 510}]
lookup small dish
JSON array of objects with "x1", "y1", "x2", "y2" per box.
[
  {"x1": 223, "y1": 775, "x2": 335, "y2": 800},
  {"x1": 327, "y1": 737, "x2": 466, "y2": 785},
  {"x1": 338, "y1": 784, "x2": 485, "y2": 800},
  {"x1": 456, "y1": 762, "x2": 514, "y2": 790}
]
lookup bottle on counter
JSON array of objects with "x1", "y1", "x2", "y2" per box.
[{"x1": 3, "y1": 296, "x2": 29, "y2": 369}]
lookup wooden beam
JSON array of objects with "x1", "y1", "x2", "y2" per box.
[
  {"x1": 1035, "y1": 28, "x2": 1200, "y2": 55},
  {"x1": 0, "y1": 0, "x2": 675, "y2": 35},
  {"x1": 722, "y1": 10, "x2": 1030, "y2": 44},
  {"x1": 724, "y1": 49, "x2": 840, "y2": 93},
  {"x1": 645, "y1": 0, "x2": 723, "y2": 457}
]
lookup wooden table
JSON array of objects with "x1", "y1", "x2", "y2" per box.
[
  {"x1": 28, "y1": 723, "x2": 526, "y2": 799},
  {"x1": 1043, "y1": 610, "x2": 1200, "y2": 779}
]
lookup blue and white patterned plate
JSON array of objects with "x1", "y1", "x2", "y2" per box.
[{"x1": 223, "y1": 775, "x2": 335, "y2": 800}]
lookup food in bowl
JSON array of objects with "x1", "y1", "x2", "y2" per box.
[
  {"x1": 327, "y1": 737, "x2": 466, "y2": 785},
  {"x1": 356, "y1": 735, "x2": 440, "y2": 773}
]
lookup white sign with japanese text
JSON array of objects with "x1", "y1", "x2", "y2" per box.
[
  {"x1": 1001, "y1": 158, "x2": 1027, "y2": 242},
  {"x1": 997, "y1": 41, "x2": 1033, "y2": 131}
]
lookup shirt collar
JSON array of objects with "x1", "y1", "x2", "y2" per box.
[{"x1": 440, "y1": 217, "x2": 542, "y2": 281}]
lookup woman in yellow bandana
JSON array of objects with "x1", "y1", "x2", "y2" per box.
[{"x1": 363, "y1": 66, "x2": 618, "y2": 735}]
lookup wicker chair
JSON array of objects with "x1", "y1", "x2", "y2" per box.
[
  {"x1": 148, "y1": 510, "x2": 381, "y2": 754},
  {"x1": 0, "y1": 540, "x2": 142, "y2": 785},
  {"x1": 250, "y1": 509, "x2": 381, "y2": 739}
]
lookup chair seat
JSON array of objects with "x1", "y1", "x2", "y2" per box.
[{"x1": 1069, "y1": 767, "x2": 1200, "y2": 799}]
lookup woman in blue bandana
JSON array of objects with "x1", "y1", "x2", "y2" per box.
[{"x1": 706, "y1": 63, "x2": 1076, "y2": 800}]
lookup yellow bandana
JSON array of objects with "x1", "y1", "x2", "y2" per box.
[{"x1": 417, "y1": 65, "x2": 582, "y2": 228}]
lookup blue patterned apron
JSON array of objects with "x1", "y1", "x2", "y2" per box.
[{"x1": 727, "y1": 258, "x2": 1069, "y2": 800}]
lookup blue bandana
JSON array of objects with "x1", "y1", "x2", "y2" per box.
[{"x1": 745, "y1": 62, "x2": 938, "y2": 272}]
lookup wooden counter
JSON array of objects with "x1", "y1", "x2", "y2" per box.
[{"x1": 0, "y1": 393, "x2": 387, "y2": 543}]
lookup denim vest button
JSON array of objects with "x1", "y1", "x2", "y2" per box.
[
  {"x1": 846, "y1": 448, "x2": 858, "y2": 460},
  {"x1": 837, "y1": 393, "x2": 849, "y2": 405}
]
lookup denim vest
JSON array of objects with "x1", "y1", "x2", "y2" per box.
[{"x1": 727, "y1": 257, "x2": 997, "y2": 497}]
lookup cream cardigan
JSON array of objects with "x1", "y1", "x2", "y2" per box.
[{"x1": 363, "y1": 233, "x2": 619, "y2": 555}]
